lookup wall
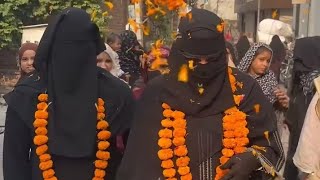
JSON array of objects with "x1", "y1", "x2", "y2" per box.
[
  {"x1": 203, "y1": 0, "x2": 237, "y2": 20},
  {"x1": 308, "y1": 0, "x2": 320, "y2": 36}
]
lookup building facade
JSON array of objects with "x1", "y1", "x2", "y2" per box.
[{"x1": 235, "y1": 0, "x2": 293, "y2": 41}]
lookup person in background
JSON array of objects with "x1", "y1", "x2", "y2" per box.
[
  {"x1": 106, "y1": 33, "x2": 124, "y2": 77},
  {"x1": 285, "y1": 36, "x2": 320, "y2": 180},
  {"x1": 236, "y1": 35, "x2": 251, "y2": 63},
  {"x1": 226, "y1": 41, "x2": 238, "y2": 67},
  {"x1": 118, "y1": 30, "x2": 144, "y2": 86},
  {"x1": 18, "y1": 42, "x2": 38, "y2": 79},
  {"x1": 269, "y1": 35, "x2": 287, "y2": 82},
  {"x1": 293, "y1": 92, "x2": 320, "y2": 180},
  {"x1": 97, "y1": 51, "x2": 113, "y2": 72}
]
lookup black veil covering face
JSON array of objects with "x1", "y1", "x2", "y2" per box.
[
  {"x1": 34, "y1": 7, "x2": 105, "y2": 157},
  {"x1": 117, "y1": 8, "x2": 284, "y2": 180},
  {"x1": 3, "y1": 7, "x2": 134, "y2": 180}
]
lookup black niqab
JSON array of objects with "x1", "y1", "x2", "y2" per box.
[
  {"x1": 236, "y1": 35, "x2": 251, "y2": 61},
  {"x1": 34, "y1": 8, "x2": 106, "y2": 157},
  {"x1": 269, "y1": 35, "x2": 286, "y2": 80}
]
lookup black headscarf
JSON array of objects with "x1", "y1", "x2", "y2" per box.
[
  {"x1": 118, "y1": 30, "x2": 143, "y2": 75},
  {"x1": 162, "y1": 8, "x2": 234, "y2": 115},
  {"x1": 34, "y1": 7, "x2": 106, "y2": 157},
  {"x1": 269, "y1": 35, "x2": 286, "y2": 81},
  {"x1": 236, "y1": 35, "x2": 251, "y2": 61},
  {"x1": 225, "y1": 41, "x2": 238, "y2": 65}
]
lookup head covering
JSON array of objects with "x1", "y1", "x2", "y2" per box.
[
  {"x1": 269, "y1": 35, "x2": 286, "y2": 81},
  {"x1": 34, "y1": 7, "x2": 106, "y2": 157},
  {"x1": 291, "y1": 36, "x2": 320, "y2": 96},
  {"x1": 18, "y1": 42, "x2": 38, "y2": 61},
  {"x1": 238, "y1": 43, "x2": 278, "y2": 103},
  {"x1": 162, "y1": 8, "x2": 234, "y2": 115},
  {"x1": 118, "y1": 30, "x2": 142, "y2": 75},
  {"x1": 236, "y1": 35, "x2": 251, "y2": 61},
  {"x1": 105, "y1": 43, "x2": 125, "y2": 77}
]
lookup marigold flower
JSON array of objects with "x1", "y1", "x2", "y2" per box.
[
  {"x1": 163, "y1": 168, "x2": 176, "y2": 178},
  {"x1": 176, "y1": 156, "x2": 190, "y2": 167},
  {"x1": 35, "y1": 127, "x2": 48, "y2": 135},
  {"x1": 178, "y1": 64, "x2": 189, "y2": 83},
  {"x1": 38, "y1": 94, "x2": 48, "y2": 102},
  {"x1": 45, "y1": 175, "x2": 58, "y2": 180},
  {"x1": 98, "y1": 141, "x2": 110, "y2": 150},
  {"x1": 96, "y1": 151, "x2": 110, "y2": 161},
  {"x1": 234, "y1": 121, "x2": 247, "y2": 128},
  {"x1": 234, "y1": 127, "x2": 249, "y2": 138},
  {"x1": 174, "y1": 145, "x2": 188, "y2": 157},
  {"x1": 222, "y1": 115, "x2": 236, "y2": 124},
  {"x1": 181, "y1": 173, "x2": 192, "y2": 180},
  {"x1": 95, "y1": 160, "x2": 108, "y2": 169},
  {"x1": 162, "y1": 103, "x2": 171, "y2": 109},
  {"x1": 37, "y1": 102, "x2": 48, "y2": 110},
  {"x1": 34, "y1": 135, "x2": 48, "y2": 146},
  {"x1": 223, "y1": 122, "x2": 235, "y2": 131},
  {"x1": 163, "y1": 109, "x2": 173, "y2": 118},
  {"x1": 39, "y1": 154, "x2": 51, "y2": 162},
  {"x1": 236, "y1": 137, "x2": 249, "y2": 147},
  {"x1": 97, "y1": 120, "x2": 109, "y2": 130},
  {"x1": 159, "y1": 128, "x2": 173, "y2": 138},
  {"x1": 172, "y1": 118, "x2": 186, "y2": 129},
  {"x1": 33, "y1": 119, "x2": 48, "y2": 128},
  {"x1": 97, "y1": 113, "x2": 106, "y2": 120},
  {"x1": 161, "y1": 119, "x2": 173, "y2": 128},
  {"x1": 36, "y1": 144, "x2": 48, "y2": 155},
  {"x1": 94, "y1": 169, "x2": 106, "y2": 178},
  {"x1": 39, "y1": 160, "x2": 53, "y2": 171},
  {"x1": 254, "y1": 104, "x2": 260, "y2": 113},
  {"x1": 178, "y1": 166, "x2": 190, "y2": 176},
  {"x1": 35, "y1": 111, "x2": 49, "y2": 119},
  {"x1": 223, "y1": 138, "x2": 236, "y2": 149},
  {"x1": 158, "y1": 138, "x2": 172, "y2": 149},
  {"x1": 173, "y1": 137, "x2": 185, "y2": 146},
  {"x1": 92, "y1": 177, "x2": 104, "y2": 180},
  {"x1": 97, "y1": 98, "x2": 105, "y2": 106},
  {"x1": 233, "y1": 95, "x2": 244, "y2": 106},
  {"x1": 220, "y1": 156, "x2": 230, "y2": 165},
  {"x1": 216, "y1": 24, "x2": 224, "y2": 33},
  {"x1": 224, "y1": 106, "x2": 238, "y2": 115},
  {"x1": 97, "y1": 106, "x2": 105, "y2": 113},
  {"x1": 158, "y1": 149, "x2": 174, "y2": 160},
  {"x1": 173, "y1": 128, "x2": 186, "y2": 137},
  {"x1": 222, "y1": 148, "x2": 234, "y2": 158},
  {"x1": 161, "y1": 159, "x2": 174, "y2": 169},
  {"x1": 234, "y1": 146, "x2": 246, "y2": 154},
  {"x1": 97, "y1": 130, "x2": 111, "y2": 140},
  {"x1": 43, "y1": 169, "x2": 55, "y2": 179},
  {"x1": 167, "y1": 178, "x2": 177, "y2": 180},
  {"x1": 172, "y1": 111, "x2": 185, "y2": 119},
  {"x1": 224, "y1": 131, "x2": 234, "y2": 138}
]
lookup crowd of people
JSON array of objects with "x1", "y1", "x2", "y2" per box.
[{"x1": 2, "y1": 6, "x2": 320, "y2": 180}]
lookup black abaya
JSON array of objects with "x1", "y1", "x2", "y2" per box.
[
  {"x1": 116, "y1": 68, "x2": 284, "y2": 180},
  {"x1": 3, "y1": 69, "x2": 134, "y2": 180}
]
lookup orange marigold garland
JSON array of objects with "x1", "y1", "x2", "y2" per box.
[
  {"x1": 33, "y1": 94, "x2": 111, "y2": 180},
  {"x1": 158, "y1": 103, "x2": 192, "y2": 180},
  {"x1": 215, "y1": 68, "x2": 249, "y2": 180}
]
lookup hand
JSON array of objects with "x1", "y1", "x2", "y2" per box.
[
  {"x1": 274, "y1": 89, "x2": 290, "y2": 108},
  {"x1": 220, "y1": 152, "x2": 260, "y2": 180}
]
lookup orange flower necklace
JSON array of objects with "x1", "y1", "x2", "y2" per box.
[
  {"x1": 215, "y1": 68, "x2": 249, "y2": 180},
  {"x1": 33, "y1": 94, "x2": 111, "y2": 180},
  {"x1": 158, "y1": 103, "x2": 192, "y2": 180},
  {"x1": 158, "y1": 68, "x2": 249, "y2": 180}
]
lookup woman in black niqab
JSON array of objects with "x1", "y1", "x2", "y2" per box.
[
  {"x1": 284, "y1": 36, "x2": 320, "y2": 180},
  {"x1": 3, "y1": 7, "x2": 133, "y2": 180},
  {"x1": 269, "y1": 35, "x2": 286, "y2": 81},
  {"x1": 236, "y1": 35, "x2": 251, "y2": 62},
  {"x1": 117, "y1": 9, "x2": 284, "y2": 180}
]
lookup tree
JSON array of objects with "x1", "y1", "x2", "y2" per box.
[{"x1": 0, "y1": 0, "x2": 111, "y2": 50}]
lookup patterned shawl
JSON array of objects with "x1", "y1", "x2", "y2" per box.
[{"x1": 238, "y1": 43, "x2": 278, "y2": 103}]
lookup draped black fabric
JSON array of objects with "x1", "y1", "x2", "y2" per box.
[
  {"x1": 236, "y1": 36, "x2": 251, "y2": 62},
  {"x1": 284, "y1": 36, "x2": 320, "y2": 180},
  {"x1": 269, "y1": 35, "x2": 286, "y2": 81},
  {"x1": 116, "y1": 9, "x2": 284, "y2": 180}
]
